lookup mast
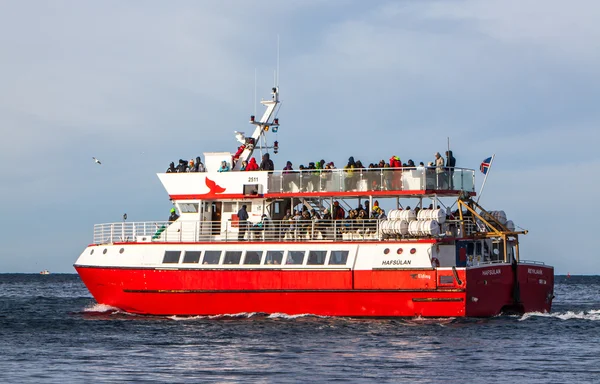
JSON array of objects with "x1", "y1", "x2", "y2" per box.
[{"x1": 232, "y1": 87, "x2": 280, "y2": 170}]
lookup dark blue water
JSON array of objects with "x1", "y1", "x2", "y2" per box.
[{"x1": 0, "y1": 274, "x2": 598, "y2": 383}]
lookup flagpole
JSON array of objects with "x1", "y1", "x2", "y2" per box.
[{"x1": 476, "y1": 154, "x2": 495, "y2": 204}]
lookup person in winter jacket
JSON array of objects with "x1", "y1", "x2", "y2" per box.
[
  {"x1": 218, "y1": 160, "x2": 230, "y2": 172},
  {"x1": 246, "y1": 157, "x2": 260, "y2": 171},
  {"x1": 445, "y1": 150, "x2": 456, "y2": 189},
  {"x1": 176, "y1": 159, "x2": 188, "y2": 172},
  {"x1": 166, "y1": 162, "x2": 176, "y2": 173},
  {"x1": 344, "y1": 156, "x2": 357, "y2": 191},
  {"x1": 260, "y1": 153, "x2": 274, "y2": 171},
  {"x1": 195, "y1": 156, "x2": 206, "y2": 172}
]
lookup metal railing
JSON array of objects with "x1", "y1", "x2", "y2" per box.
[
  {"x1": 266, "y1": 167, "x2": 474, "y2": 194},
  {"x1": 94, "y1": 218, "x2": 462, "y2": 244}
]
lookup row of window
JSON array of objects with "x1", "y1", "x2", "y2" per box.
[{"x1": 162, "y1": 249, "x2": 349, "y2": 266}]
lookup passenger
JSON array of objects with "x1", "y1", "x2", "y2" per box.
[
  {"x1": 332, "y1": 201, "x2": 345, "y2": 220},
  {"x1": 406, "y1": 159, "x2": 415, "y2": 169},
  {"x1": 260, "y1": 153, "x2": 274, "y2": 171},
  {"x1": 446, "y1": 150, "x2": 456, "y2": 189},
  {"x1": 187, "y1": 159, "x2": 195, "y2": 172},
  {"x1": 237, "y1": 204, "x2": 249, "y2": 241},
  {"x1": 194, "y1": 156, "x2": 206, "y2": 172},
  {"x1": 344, "y1": 157, "x2": 357, "y2": 191},
  {"x1": 389, "y1": 156, "x2": 402, "y2": 190},
  {"x1": 307, "y1": 162, "x2": 319, "y2": 191},
  {"x1": 426, "y1": 162, "x2": 436, "y2": 189},
  {"x1": 300, "y1": 210, "x2": 312, "y2": 237},
  {"x1": 283, "y1": 161, "x2": 293, "y2": 173},
  {"x1": 168, "y1": 207, "x2": 179, "y2": 222},
  {"x1": 218, "y1": 161, "x2": 230, "y2": 172},
  {"x1": 176, "y1": 159, "x2": 188, "y2": 173},
  {"x1": 166, "y1": 162, "x2": 176, "y2": 173},
  {"x1": 246, "y1": 157, "x2": 260, "y2": 171},
  {"x1": 417, "y1": 162, "x2": 425, "y2": 171},
  {"x1": 435, "y1": 152, "x2": 446, "y2": 189},
  {"x1": 280, "y1": 209, "x2": 293, "y2": 239},
  {"x1": 314, "y1": 160, "x2": 325, "y2": 191},
  {"x1": 320, "y1": 208, "x2": 332, "y2": 239},
  {"x1": 250, "y1": 214, "x2": 268, "y2": 240},
  {"x1": 195, "y1": 156, "x2": 206, "y2": 172},
  {"x1": 240, "y1": 160, "x2": 248, "y2": 171}
]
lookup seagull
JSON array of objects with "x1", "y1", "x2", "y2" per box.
[
  {"x1": 93, "y1": 157, "x2": 102, "y2": 165},
  {"x1": 234, "y1": 131, "x2": 246, "y2": 144}
]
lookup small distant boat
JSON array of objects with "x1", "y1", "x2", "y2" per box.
[{"x1": 40, "y1": 270, "x2": 50, "y2": 275}]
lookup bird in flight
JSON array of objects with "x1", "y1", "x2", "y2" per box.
[{"x1": 93, "y1": 157, "x2": 102, "y2": 165}]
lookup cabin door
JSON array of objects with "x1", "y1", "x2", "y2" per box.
[{"x1": 211, "y1": 202, "x2": 222, "y2": 235}]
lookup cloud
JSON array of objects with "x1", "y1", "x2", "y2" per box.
[{"x1": 1, "y1": 1, "x2": 599, "y2": 273}]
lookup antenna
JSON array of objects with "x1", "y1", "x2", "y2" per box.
[
  {"x1": 276, "y1": 34, "x2": 280, "y2": 87},
  {"x1": 254, "y1": 68, "x2": 257, "y2": 116}
]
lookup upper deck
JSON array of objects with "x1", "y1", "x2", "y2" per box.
[{"x1": 158, "y1": 167, "x2": 475, "y2": 201}]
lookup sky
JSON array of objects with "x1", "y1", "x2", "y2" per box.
[{"x1": 1, "y1": 0, "x2": 599, "y2": 274}]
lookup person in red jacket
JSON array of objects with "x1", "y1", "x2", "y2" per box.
[
  {"x1": 245, "y1": 157, "x2": 260, "y2": 171},
  {"x1": 389, "y1": 155, "x2": 402, "y2": 190}
]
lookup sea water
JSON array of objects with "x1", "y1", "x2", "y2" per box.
[{"x1": 0, "y1": 274, "x2": 598, "y2": 383}]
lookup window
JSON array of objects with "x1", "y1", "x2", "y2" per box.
[
  {"x1": 244, "y1": 251, "x2": 262, "y2": 265},
  {"x1": 265, "y1": 251, "x2": 283, "y2": 265},
  {"x1": 202, "y1": 251, "x2": 221, "y2": 265},
  {"x1": 224, "y1": 251, "x2": 242, "y2": 265},
  {"x1": 243, "y1": 184, "x2": 259, "y2": 195},
  {"x1": 183, "y1": 251, "x2": 201, "y2": 264},
  {"x1": 329, "y1": 250, "x2": 349, "y2": 265},
  {"x1": 307, "y1": 251, "x2": 327, "y2": 265},
  {"x1": 180, "y1": 203, "x2": 199, "y2": 213},
  {"x1": 163, "y1": 251, "x2": 181, "y2": 264},
  {"x1": 223, "y1": 202, "x2": 235, "y2": 213},
  {"x1": 239, "y1": 202, "x2": 252, "y2": 212},
  {"x1": 286, "y1": 251, "x2": 305, "y2": 265}
]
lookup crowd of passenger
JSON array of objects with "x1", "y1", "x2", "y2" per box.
[
  {"x1": 165, "y1": 151, "x2": 456, "y2": 175},
  {"x1": 166, "y1": 157, "x2": 206, "y2": 173},
  {"x1": 248, "y1": 200, "x2": 450, "y2": 240}
]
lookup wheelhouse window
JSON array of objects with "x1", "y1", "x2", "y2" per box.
[
  {"x1": 182, "y1": 251, "x2": 201, "y2": 264},
  {"x1": 329, "y1": 250, "x2": 349, "y2": 265},
  {"x1": 179, "y1": 203, "x2": 199, "y2": 213},
  {"x1": 307, "y1": 251, "x2": 327, "y2": 265},
  {"x1": 162, "y1": 251, "x2": 181, "y2": 264},
  {"x1": 202, "y1": 250, "x2": 222, "y2": 265},
  {"x1": 286, "y1": 251, "x2": 305, "y2": 265},
  {"x1": 244, "y1": 251, "x2": 263, "y2": 265},
  {"x1": 224, "y1": 251, "x2": 242, "y2": 265},
  {"x1": 265, "y1": 251, "x2": 283, "y2": 265}
]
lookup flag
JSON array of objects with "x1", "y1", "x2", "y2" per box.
[{"x1": 480, "y1": 157, "x2": 492, "y2": 174}]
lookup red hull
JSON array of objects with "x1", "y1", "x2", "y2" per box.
[{"x1": 75, "y1": 264, "x2": 553, "y2": 317}]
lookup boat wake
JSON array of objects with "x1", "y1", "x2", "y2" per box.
[
  {"x1": 168, "y1": 312, "x2": 331, "y2": 321},
  {"x1": 519, "y1": 309, "x2": 600, "y2": 321},
  {"x1": 77, "y1": 303, "x2": 127, "y2": 316}
]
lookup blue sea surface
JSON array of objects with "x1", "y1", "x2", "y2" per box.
[{"x1": 0, "y1": 274, "x2": 598, "y2": 383}]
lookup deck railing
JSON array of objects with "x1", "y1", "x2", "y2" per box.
[{"x1": 267, "y1": 167, "x2": 474, "y2": 194}]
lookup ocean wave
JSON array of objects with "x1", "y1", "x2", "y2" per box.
[{"x1": 519, "y1": 309, "x2": 600, "y2": 321}]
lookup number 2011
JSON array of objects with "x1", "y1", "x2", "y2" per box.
[{"x1": 248, "y1": 177, "x2": 259, "y2": 182}]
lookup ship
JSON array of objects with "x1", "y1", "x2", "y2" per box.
[
  {"x1": 40, "y1": 270, "x2": 50, "y2": 275},
  {"x1": 74, "y1": 87, "x2": 554, "y2": 317}
]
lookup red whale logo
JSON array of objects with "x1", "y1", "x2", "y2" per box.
[{"x1": 205, "y1": 177, "x2": 226, "y2": 195}]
